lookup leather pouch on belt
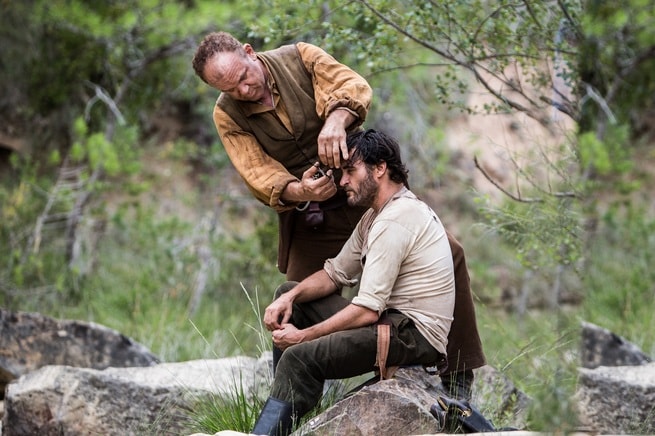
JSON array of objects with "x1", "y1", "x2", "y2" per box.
[{"x1": 302, "y1": 202, "x2": 325, "y2": 230}]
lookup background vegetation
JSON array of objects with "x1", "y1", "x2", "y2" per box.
[{"x1": 1, "y1": 0, "x2": 654, "y2": 433}]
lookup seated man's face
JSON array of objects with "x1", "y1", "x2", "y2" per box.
[
  {"x1": 204, "y1": 46, "x2": 268, "y2": 103},
  {"x1": 341, "y1": 158, "x2": 378, "y2": 208}
]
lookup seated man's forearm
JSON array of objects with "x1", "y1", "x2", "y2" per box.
[
  {"x1": 289, "y1": 270, "x2": 338, "y2": 303},
  {"x1": 302, "y1": 303, "x2": 379, "y2": 342}
]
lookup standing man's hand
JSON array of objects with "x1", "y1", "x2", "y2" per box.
[
  {"x1": 280, "y1": 164, "x2": 336, "y2": 203},
  {"x1": 318, "y1": 109, "x2": 358, "y2": 168}
]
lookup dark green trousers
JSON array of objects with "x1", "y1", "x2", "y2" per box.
[{"x1": 270, "y1": 284, "x2": 442, "y2": 419}]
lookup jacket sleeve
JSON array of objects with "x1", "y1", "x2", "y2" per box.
[
  {"x1": 213, "y1": 104, "x2": 298, "y2": 212},
  {"x1": 297, "y1": 42, "x2": 372, "y2": 125}
]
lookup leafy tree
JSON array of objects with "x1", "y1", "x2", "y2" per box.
[
  {"x1": 0, "y1": 0, "x2": 247, "y2": 302},
  {"x1": 247, "y1": 0, "x2": 653, "y2": 266}
]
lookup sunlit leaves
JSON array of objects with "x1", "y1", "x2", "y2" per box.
[{"x1": 578, "y1": 131, "x2": 611, "y2": 175}]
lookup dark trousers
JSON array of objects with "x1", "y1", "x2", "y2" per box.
[{"x1": 270, "y1": 289, "x2": 442, "y2": 419}]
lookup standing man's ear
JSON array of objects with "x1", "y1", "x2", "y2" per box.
[{"x1": 243, "y1": 44, "x2": 256, "y2": 58}]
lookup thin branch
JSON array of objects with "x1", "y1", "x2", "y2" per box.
[
  {"x1": 521, "y1": 0, "x2": 543, "y2": 30},
  {"x1": 474, "y1": 153, "x2": 582, "y2": 202},
  {"x1": 557, "y1": 0, "x2": 582, "y2": 41},
  {"x1": 473, "y1": 3, "x2": 518, "y2": 43},
  {"x1": 368, "y1": 61, "x2": 455, "y2": 77},
  {"x1": 357, "y1": 0, "x2": 454, "y2": 62},
  {"x1": 84, "y1": 82, "x2": 126, "y2": 125},
  {"x1": 470, "y1": 68, "x2": 536, "y2": 116},
  {"x1": 579, "y1": 84, "x2": 617, "y2": 125},
  {"x1": 474, "y1": 155, "x2": 543, "y2": 203}
]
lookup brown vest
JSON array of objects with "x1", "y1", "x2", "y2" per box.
[{"x1": 216, "y1": 45, "x2": 323, "y2": 179}]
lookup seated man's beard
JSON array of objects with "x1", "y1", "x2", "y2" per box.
[{"x1": 348, "y1": 172, "x2": 378, "y2": 207}]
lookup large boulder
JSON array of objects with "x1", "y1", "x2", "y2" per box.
[
  {"x1": 576, "y1": 362, "x2": 655, "y2": 434},
  {"x1": 576, "y1": 322, "x2": 655, "y2": 434},
  {"x1": 580, "y1": 321, "x2": 652, "y2": 369},
  {"x1": 3, "y1": 356, "x2": 271, "y2": 436},
  {"x1": 0, "y1": 308, "x2": 159, "y2": 396},
  {"x1": 296, "y1": 365, "x2": 528, "y2": 436}
]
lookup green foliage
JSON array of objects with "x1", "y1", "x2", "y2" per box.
[
  {"x1": 69, "y1": 202, "x2": 280, "y2": 361},
  {"x1": 478, "y1": 196, "x2": 582, "y2": 270},
  {"x1": 0, "y1": 160, "x2": 66, "y2": 306},
  {"x1": 579, "y1": 0, "x2": 655, "y2": 133},
  {"x1": 0, "y1": 0, "x2": 241, "y2": 156},
  {"x1": 187, "y1": 375, "x2": 265, "y2": 434},
  {"x1": 579, "y1": 123, "x2": 632, "y2": 174},
  {"x1": 251, "y1": 0, "x2": 582, "y2": 119},
  {"x1": 582, "y1": 204, "x2": 655, "y2": 354},
  {"x1": 185, "y1": 289, "x2": 271, "y2": 434},
  {"x1": 477, "y1": 305, "x2": 581, "y2": 431}
]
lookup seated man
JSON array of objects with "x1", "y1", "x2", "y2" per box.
[{"x1": 252, "y1": 129, "x2": 456, "y2": 436}]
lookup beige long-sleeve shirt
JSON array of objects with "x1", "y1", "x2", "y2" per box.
[
  {"x1": 213, "y1": 42, "x2": 372, "y2": 211},
  {"x1": 324, "y1": 188, "x2": 456, "y2": 354}
]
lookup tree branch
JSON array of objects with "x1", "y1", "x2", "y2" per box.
[{"x1": 474, "y1": 155, "x2": 542, "y2": 203}]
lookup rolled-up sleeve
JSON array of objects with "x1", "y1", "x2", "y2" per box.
[
  {"x1": 213, "y1": 105, "x2": 298, "y2": 211},
  {"x1": 298, "y1": 42, "x2": 372, "y2": 125}
]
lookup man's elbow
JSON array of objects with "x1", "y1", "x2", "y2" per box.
[{"x1": 362, "y1": 308, "x2": 380, "y2": 325}]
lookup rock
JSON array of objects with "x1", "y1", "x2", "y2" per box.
[
  {"x1": 298, "y1": 373, "x2": 442, "y2": 436},
  {"x1": 294, "y1": 365, "x2": 528, "y2": 436},
  {"x1": 3, "y1": 357, "x2": 270, "y2": 436},
  {"x1": 0, "y1": 308, "x2": 160, "y2": 397},
  {"x1": 189, "y1": 432, "x2": 252, "y2": 436},
  {"x1": 470, "y1": 365, "x2": 530, "y2": 425},
  {"x1": 576, "y1": 362, "x2": 655, "y2": 434},
  {"x1": 580, "y1": 321, "x2": 651, "y2": 369}
]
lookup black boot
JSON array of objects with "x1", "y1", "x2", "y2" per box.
[
  {"x1": 252, "y1": 397, "x2": 293, "y2": 436},
  {"x1": 441, "y1": 369, "x2": 474, "y2": 400}
]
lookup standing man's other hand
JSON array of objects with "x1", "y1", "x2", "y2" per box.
[{"x1": 299, "y1": 164, "x2": 336, "y2": 201}]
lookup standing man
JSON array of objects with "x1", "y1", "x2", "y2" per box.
[
  {"x1": 192, "y1": 31, "x2": 372, "y2": 281},
  {"x1": 191, "y1": 33, "x2": 485, "y2": 400}
]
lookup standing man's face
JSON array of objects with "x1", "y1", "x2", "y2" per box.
[
  {"x1": 341, "y1": 159, "x2": 379, "y2": 208},
  {"x1": 203, "y1": 45, "x2": 268, "y2": 103}
]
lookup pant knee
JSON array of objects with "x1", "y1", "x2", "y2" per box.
[{"x1": 274, "y1": 281, "x2": 299, "y2": 299}]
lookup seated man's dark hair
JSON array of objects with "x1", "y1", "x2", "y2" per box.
[{"x1": 345, "y1": 129, "x2": 410, "y2": 188}]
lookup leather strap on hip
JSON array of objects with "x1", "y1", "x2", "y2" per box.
[{"x1": 375, "y1": 316, "x2": 398, "y2": 381}]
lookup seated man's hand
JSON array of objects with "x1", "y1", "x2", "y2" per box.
[
  {"x1": 264, "y1": 297, "x2": 293, "y2": 331},
  {"x1": 272, "y1": 323, "x2": 305, "y2": 350}
]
